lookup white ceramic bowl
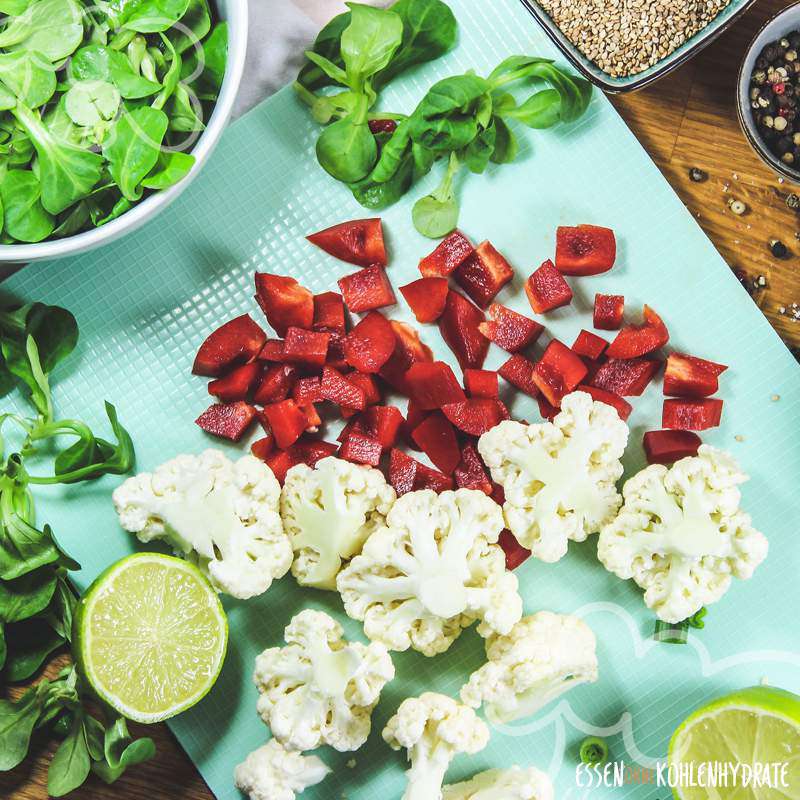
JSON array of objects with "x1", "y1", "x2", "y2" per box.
[{"x1": 0, "y1": 0, "x2": 248, "y2": 264}]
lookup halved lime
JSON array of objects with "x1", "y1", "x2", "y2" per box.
[
  {"x1": 668, "y1": 686, "x2": 800, "y2": 800},
  {"x1": 75, "y1": 553, "x2": 228, "y2": 724}
]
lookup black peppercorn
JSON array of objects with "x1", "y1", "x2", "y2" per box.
[
  {"x1": 756, "y1": 55, "x2": 769, "y2": 69},
  {"x1": 786, "y1": 193, "x2": 800, "y2": 209},
  {"x1": 764, "y1": 44, "x2": 778, "y2": 61},
  {"x1": 688, "y1": 167, "x2": 708, "y2": 182},
  {"x1": 790, "y1": 31, "x2": 800, "y2": 48},
  {"x1": 777, "y1": 135, "x2": 793, "y2": 153},
  {"x1": 769, "y1": 238, "x2": 788, "y2": 258}
]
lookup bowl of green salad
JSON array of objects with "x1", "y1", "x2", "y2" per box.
[{"x1": 0, "y1": 0, "x2": 247, "y2": 263}]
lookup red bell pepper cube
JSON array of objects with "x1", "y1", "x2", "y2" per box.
[
  {"x1": 453, "y1": 240, "x2": 515, "y2": 308},
  {"x1": 525, "y1": 260, "x2": 573, "y2": 314},
  {"x1": 312, "y1": 291, "x2": 346, "y2": 333},
  {"x1": 301, "y1": 403, "x2": 322, "y2": 431},
  {"x1": 498, "y1": 530, "x2": 532, "y2": 570},
  {"x1": 414, "y1": 462, "x2": 454, "y2": 492},
  {"x1": 498, "y1": 354, "x2": 539, "y2": 397},
  {"x1": 361, "y1": 405, "x2": 404, "y2": 450},
  {"x1": 406, "y1": 361, "x2": 466, "y2": 410},
  {"x1": 208, "y1": 362, "x2": 262, "y2": 403},
  {"x1": 439, "y1": 289, "x2": 489, "y2": 370},
  {"x1": 411, "y1": 412, "x2": 461, "y2": 474},
  {"x1": 258, "y1": 339, "x2": 287, "y2": 362},
  {"x1": 196, "y1": 401, "x2": 256, "y2": 442},
  {"x1": 491, "y1": 482, "x2": 506, "y2": 505},
  {"x1": 344, "y1": 311, "x2": 396, "y2": 373},
  {"x1": 590, "y1": 358, "x2": 661, "y2": 396},
  {"x1": 379, "y1": 321, "x2": 434, "y2": 395},
  {"x1": 292, "y1": 375, "x2": 323, "y2": 405},
  {"x1": 418, "y1": 230, "x2": 474, "y2": 277},
  {"x1": 326, "y1": 331, "x2": 349, "y2": 370},
  {"x1": 265, "y1": 440, "x2": 339, "y2": 484},
  {"x1": 254, "y1": 274, "x2": 314, "y2": 337},
  {"x1": 663, "y1": 353, "x2": 728, "y2": 398},
  {"x1": 339, "y1": 430, "x2": 383, "y2": 466},
  {"x1": 606, "y1": 305, "x2": 669, "y2": 359},
  {"x1": 338, "y1": 266, "x2": 396, "y2": 313},
  {"x1": 441, "y1": 399, "x2": 509, "y2": 436},
  {"x1": 283, "y1": 327, "x2": 330, "y2": 367},
  {"x1": 572, "y1": 330, "x2": 608, "y2": 361},
  {"x1": 643, "y1": 430, "x2": 702, "y2": 464},
  {"x1": 251, "y1": 434, "x2": 275, "y2": 461},
  {"x1": 399, "y1": 277, "x2": 449, "y2": 323},
  {"x1": 537, "y1": 395, "x2": 560, "y2": 421},
  {"x1": 662, "y1": 398, "x2": 723, "y2": 431},
  {"x1": 193, "y1": 314, "x2": 266, "y2": 377},
  {"x1": 453, "y1": 444, "x2": 492, "y2": 495},
  {"x1": 346, "y1": 372, "x2": 381, "y2": 408},
  {"x1": 254, "y1": 364, "x2": 297, "y2": 405},
  {"x1": 320, "y1": 365, "x2": 366, "y2": 411},
  {"x1": 337, "y1": 415, "x2": 364, "y2": 443},
  {"x1": 401, "y1": 398, "x2": 427, "y2": 451},
  {"x1": 577, "y1": 384, "x2": 633, "y2": 421},
  {"x1": 463, "y1": 369, "x2": 499, "y2": 399},
  {"x1": 262, "y1": 399, "x2": 309, "y2": 448},
  {"x1": 555, "y1": 224, "x2": 616, "y2": 275},
  {"x1": 307, "y1": 218, "x2": 387, "y2": 268},
  {"x1": 389, "y1": 448, "x2": 419, "y2": 495},
  {"x1": 531, "y1": 340, "x2": 588, "y2": 406},
  {"x1": 594, "y1": 294, "x2": 624, "y2": 330},
  {"x1": 478, "y1": 303, "x2": 544, "y2": 353}
]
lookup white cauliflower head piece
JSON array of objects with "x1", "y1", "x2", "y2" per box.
[
  {"x1": 443, "y1": 766, "x2": 554, "y2": 800},
  {"x1": 597, "y1": 445, "x2": 769, "y2": 623},
  {"x1": 479, "y1": 391, "x2": 628, "y2": 563},
  {"x1": 113, "y1": 450, "x2": 291, "y2": 599},
  {"x1": 254, "y1": 609, "x2": 394, "y2": 752},
  {"x1": 383, "y1": 692, "x2": 489, "y2": 800},
  {"x1": 234, "y1": 739, "x2": 330, "y2": 800},
  {"x1": 336, "y1": 488, "x2": 522, "y2": 657},
  {"x1": 461, "y1": 611, "x2": 598, "y2": 724},
  {"x1": 282, "y1": 456, "x2": 396, "y2": 590}
]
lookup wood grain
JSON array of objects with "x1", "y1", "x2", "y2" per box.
[{"x1": 2, "y1": 2, "x2": 799, "y2": 799}]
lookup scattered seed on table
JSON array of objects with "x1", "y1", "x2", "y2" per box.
[
  {"x1": 770, "y1": 238, "x2": 789, "y2": 257},
  {"x1": 786, "y1": 193, "x2": 800, "y2": 209},
  {"x1": 689, "y1": 167, "x2": 708, "y2": 182},
  {"x1": 771, "y1": 394, "x2": 781, "y2": 401},
  {"x1": 728, "y1": 198, "x2": 747, "y2": 215}
]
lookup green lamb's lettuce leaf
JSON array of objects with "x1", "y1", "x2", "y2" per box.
[{"x1": 0, "y1": 0, "x2": 84, "y2": 62}]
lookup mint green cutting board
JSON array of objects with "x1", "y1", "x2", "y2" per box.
[{"x1": 6, "y1": 0, "x2": 800, "y2": 797}]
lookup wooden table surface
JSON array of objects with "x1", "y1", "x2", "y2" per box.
[{"x1": 3, "y1": 1, "x2": 799, "y2": 798}]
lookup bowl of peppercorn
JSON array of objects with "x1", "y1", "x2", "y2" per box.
[{"x1": 740, "y1": 4, "x2": 800, "y2": 181}]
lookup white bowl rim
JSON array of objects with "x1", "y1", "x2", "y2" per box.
[{"x1": 0, "y1": 0, "x2": 249, "y2": 264}]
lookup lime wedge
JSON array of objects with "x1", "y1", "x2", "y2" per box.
[
  {"x1": 75, "y1": 553, "x2": 228, "y2": 724},
  {"x1": 668, "y1": 686, "x2": 800, "y2": 800}
]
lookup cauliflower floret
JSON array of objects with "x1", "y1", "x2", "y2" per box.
[
  {"x1": 442, "y1": 766, "x2": 554, "y2": 800},
  {"x1": 234, "y1": 739, "x2": 330, "y2": 800},
  {"x1": 383, "y1": 692, "x2": 489, "y2": 800},
  {"x1": 113, "y1": 450, "x2": 291, "y2": 599},
  {"x1": 336, "y1": 489, "x2": 522, "y2": 656},
  {"x1": 281, "y1": 457, "x2": 396, "y2": 590},
  {"x1": 479, "y1": 391, "x2": 628, "y2": 562},
  {"x1": 461, "y1": 611, "x2": 598, "y2": 724},
  {"x1": 597, "y1": 445, "x2": 768, "y2": 623},
  {"x1": 254, "y1": 609, "x2": 394, "y2": 752}
]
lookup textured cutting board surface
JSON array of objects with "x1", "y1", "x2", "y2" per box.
[{"x1": 5, "y1": 0, "x2": 800, "y2": 797}]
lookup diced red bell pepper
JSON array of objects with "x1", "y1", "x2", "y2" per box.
[
  {"x1": 643, "y1": 430, "x2": 703, "y2": 464},
  {"x1": 337, "y1": 415, "x2": 364, "y2": 443},
  {"x1": 251, "y1": 434, "x2": 275, "y2": 461},
  {"x1": 344, "y1": 311, "x2": 396, "y2": 373},
  {"x1": 441, "y1": 399, "x2": 509, "y2": 436},
  {"x1": 464, "y1": 369, "x2": 499, "y2": 399},
  {"x1": 577, "y1": 384, "x2": 633, "y2": 421},
  {"x1": 320, "y1": 365, "x2": 366, "y2": 410},
  {"x1": 368, "y1": 118, "x2": 397, "y2": 134},
  {"x1": 662, "y1": 398, "x2": 723, "y2": 431},
  {"x1": 361, "y1": 405, "x2": 404, "y2": 450},
  {"x1": 326, "y1": 331, "x2": 349, "y2": 371},
  {"x1": 399, "y1": 277, "x2": 449, "y2": 323},
  {"x1": 265, "y1": 439, "x2": 339, "y2": 484},
  {"x1": 282, "y1": 327, "x2": 330, "y2": 367},
  {"x1": 454, "y1": 444, "x2": 493, "y2": 495},
  {"x1": 411, "y1": 412, "x2": 461, "y2": 474},
  {"x1": 453, "y1": 240, "x2": 514, "y2": 308},
  {"x1": 262, "y1": 399, "x2": 309, "y2": 449},
  {"x1": 338, "y1": 266, "x2": 396, "y2": 313},
  {"x1": 590, "y1": 358, "x2": 661, "y2": 396},
  {"x1": 208, "y1": 362, "x2": 262, "y2": 403},
  {"x1": 292, "y1": 375, "x2": 324, "y2": 405},
  {"x1": 606, "y1": 305, "x2": 669, "y2": 359},
  {"x1": 594, "y1": 294, "x2": 624, "y2": 331},
  {"x1": 663, "y1": 353, "x2": 728, "y2": 398},
  {"x1": 498, "y1": 354, "x2": 539, "y2": 397},
  {"x1": 254, "y1": 364, "x2": 297, "y2": 405},
  {"x1": 307, "y1": 218, "x2": 387, "y2": 268},
  {"x1": 531, "y1": 340, "x2": 588, "y2": 406},
  {"x1": 339, "y1": 430, "x2": 383, "y2": 466},
  {"x1": 498, "y1": 530, "x2": 532, "y2": 570},
  {"x1": 439, "y1": 290, "x2": 489, "y2": 370},
  {"x1": 258, "y1": 339, "x2": 287, "y2": 362},
  {"x1": 572, "y1": 330, "x2": 608, "y2": 361},
  {"x1": 379, "y1": 321, "x2": 434, "y2": 395},
  {"x1": 313, "y1": 291, "x2": 346, "y2": 333},
  {"x1": 414, "y1": 462, "x2": 454, "y2": 492},
  {"x1": 418, "y1": 230, "x2": 474, "y2": 277},
  {"x1": 491, "y1": 482, "x2": 506, "y2": 505},
  {"x1": 401, "y1": 398, "x2": 427, "y2": 451},
  {"x1": 254, "y1": 274, "x2": 314, "y2": 337},
  {"x1": 196, "y1": 401, "x2": 256, "y2": 441},
  {"x1": 301, "y1": 403, "x2": 322, "y2": 431},
  {"x1": 478, "y1": 303, "x2": 544, "y2": 353},
  {"x1": 537, "y1": 395, "x2": 560, "y2": 421},
  {"x1": 555, "y1": 225, "x2": 616, "y2": 276},
  {"x1": 389, "y1": 448, "x2": 419, "y2": 495},
  {"x1": 346, "y1": 372, "x2": 381, "y2": 408},
  {"x1": 406, "y1": 361, "x2": 466, "y2": 410},
  {"x1": 525, "y1": 260, "x2": 573, "y2": 314},
  {"x1": 193, "y1": 314, "x2": 266, "y2": 377}
]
